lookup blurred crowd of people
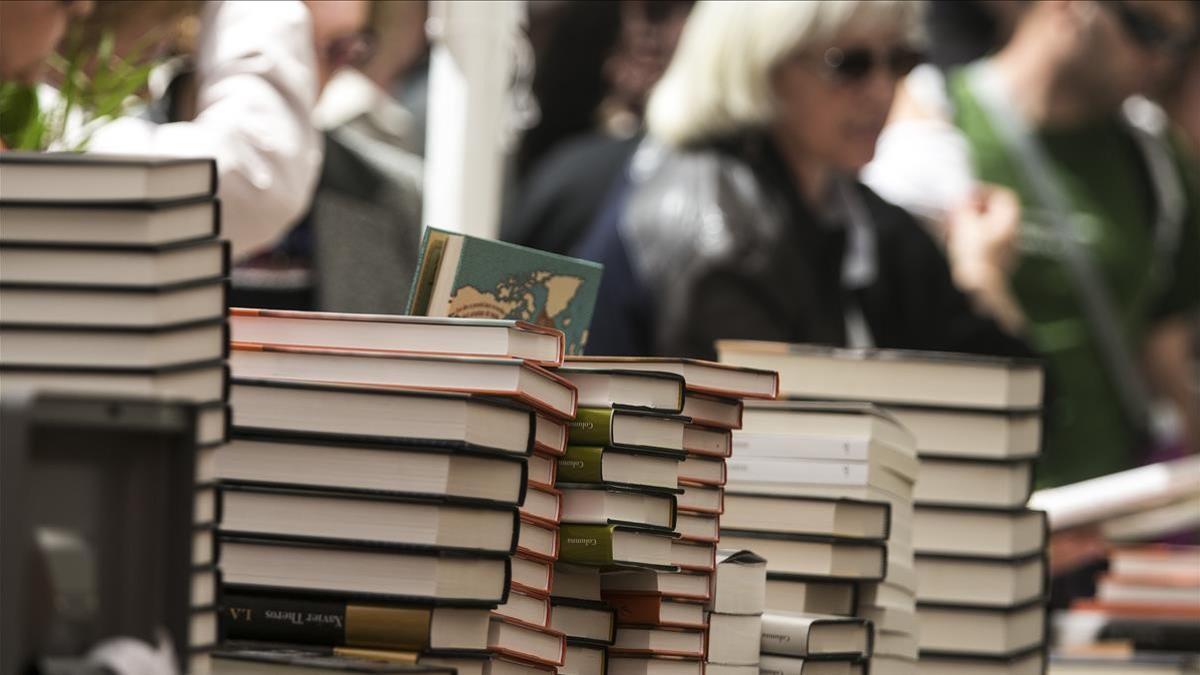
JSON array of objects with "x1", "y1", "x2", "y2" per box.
[{"x1": 1, "y1": 1, "x2": 1197, "y2": 498}]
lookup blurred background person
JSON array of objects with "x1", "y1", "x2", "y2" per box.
[
  {"x1": 0, "y1": 0, "x2": 93, "y2": 86},
  {"x1": 576, "y1": 0, "x2": 1028, "y2": 365},
  {"x1": 0, "y1": 0, "x2": 94, "y2": 152},
  {"x1": 502, "y1": 0, "x2": 692, "y2": 255},
  {"x1": 240, "y1": 0, "x2": 425, "y2": 314},
  {"x1": 512, "y1": 0, "x2": 624, "y2": 182},
  {"x1": 313, "y1": 0, "x2": 430, "y2": 156},
  {"x1": 233, "y1": 0, "x2": 426, "y2": 315},
  {"x1": 923, "y1": 0, "x2": 1024, "y2": 71},
  {"x1": 865, "y1": 0, "x2": 1200, "y2": 491},
  {"x1": 63, "y1": 0, "x2": 324, "y2": 262}
]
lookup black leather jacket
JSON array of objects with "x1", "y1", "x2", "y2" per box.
[{"x1": 597, "y1": 133, "x2": 1028, "y2": 360}]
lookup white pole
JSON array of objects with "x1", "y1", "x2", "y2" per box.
[{"x1": 422, "y1": 0, "x2": 523, "y2": 240}]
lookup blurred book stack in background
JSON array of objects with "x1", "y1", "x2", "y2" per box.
[
  {"x1": 722, "y1": 401, "x2": 915, "y2": 675},
  {"x1": 1035, "y1": 457, "x2": 1200, "y2": 674},
  {"x1": 555, "y1": 357, "x2": 778, "y2": 675},
  {"x1": 0, "y1": 153, "x2": 229, "y2": 671},
  {"x1": 217, "y1": 308, "x2": 576, "y2": 675},
  {"x1": 1058, "y1": 545, "x2": 1200, "y2": 654},
  {"x1": 718, "y1": 341, "x2": 1051, "y2": 675}
]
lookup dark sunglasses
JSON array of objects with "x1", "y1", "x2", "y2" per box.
[
  {"x1": 1103, "y1": 1, "x2": 1193, "y2": 55},
  {"x1": 328, "y1": 30, "x2": 377, "y2": 70},
  {"x1": 819, "y1": 45, "x2": 924, "y2": 84}
]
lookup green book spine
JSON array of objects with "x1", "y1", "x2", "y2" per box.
[
  {"x1": 569, "y1": 408, "x2": 614, "y2": 446},
  {"x1": 558, "y1": 445, "x2": 606, "y2": 483},
  {"x1": 559, "y1": 524, "x2": 616, "y2": 566}
]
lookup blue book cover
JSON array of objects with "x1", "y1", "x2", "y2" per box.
[{"x1": 408, "y1": 227, "x2": 603, "y2": 355}]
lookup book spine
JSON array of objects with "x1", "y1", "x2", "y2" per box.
[
  {"x1": 558, "y1": 524, "x2": 616, "y2": 566},
  {"x1": 568, "y1": 408, "x2": 614, "y2": 446},
  {"x1": 221, "y1": 593, "x2": 431, "y2": 649},
  {"x1": 558, "y1": 446, "x2": 606, "y2": 483}
]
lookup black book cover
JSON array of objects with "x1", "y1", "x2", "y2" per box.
[{"x1": 220, "y1": 592, "x2": 451, "y2": 651}]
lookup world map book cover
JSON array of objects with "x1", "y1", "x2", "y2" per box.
[{"x1": 407, "y1": 227, "x2": 603, "y2": 355}]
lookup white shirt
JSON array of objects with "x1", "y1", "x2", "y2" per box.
[
  {"x1": 85, "y1": 0, "x2": 323, "y2": 260},
  {"x1": 861, "y1": 64, "x2": 975, "y2": 225}
]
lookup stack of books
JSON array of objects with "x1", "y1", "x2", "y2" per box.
[
  {"x1": 551, "y1": 366, "x2": 691, "y2": 673},
  {"x1": 0, "y1": 153, "x2": 228, "y2": 671},
  {"x1": 716, "y1": 342, "x2": 1049, "y2": 675},
  {"x1": 553, "y1": 357, "x2": 779, "y2": 675},
  {"x1": 722, "y1": 401, "x2": 916, "y2": 675},
  {"x1": 706, "y1": 550, "x2": 767, "y2": 675},
  {"x1": 216, "y1": 308, "x2": 578, "y2": 675},
  {"x1": 1056, "y1": 544, "x2": 1200, "y2": 656}
]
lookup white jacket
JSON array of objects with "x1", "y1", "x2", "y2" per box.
[{"x1": 86, "y1": 0, "x2": 323, "y2": 260}]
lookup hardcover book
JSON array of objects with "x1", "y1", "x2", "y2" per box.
[
  {"x1": 219, "y1": 592, "x2": 491, "y2": 651},
  {"x1": 759, "y1": 613, "x2": 872, "y2": 659},
  {"x1": 407, "y1": 227, "x2": 603, "y2": 355},
  {"x1": 213, "y1": 647, "x2": 458, "y2": 674},
  {"x1": 229, "y1": 343, "x2": 577, "y2": 419},
  {"x1": 555, "y1": 368, "x2": 686, "y2": 414},
  {"x1": 229, "y1": 308, "x2": 565, "y2": 366},
  {"x1": 0, "y1": 152, "x2": 217, "y2": 203},
  {"x1": 214, "y1": 435, "x2": 529, "y2": 507},
  {"x1": 0, "y1": 237, "x2": 229, "y2": 287},
  {"x1": 557, "y1": 445, "x2": 681, "y2": 492},
  {"x1": 0, "y1": 196, "x2": 220, "y2": 247},
  {"x1": 715, "y1": 341, "x2": 1042, "y2": 410},
  {"x1": 568, "y1": 408, "x2": 687, "y2": 454},
  {"x1": 219, "y1": 535, "x2": 512, "y2": 607},
  {"x1": 0, "y1": 277, "x2": 227, "y2": 328},
  {"x1": 216, "y1": 484, "x2": 520, "y2": 554},
  {"x1": 558, "y1": 524, "x2": 676, "y2": 570}
]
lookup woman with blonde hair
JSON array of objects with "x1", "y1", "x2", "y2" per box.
[{"x1": 580, "y1": 0, "x2": 1026, "y2": 360}]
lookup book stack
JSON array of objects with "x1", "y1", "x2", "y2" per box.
[
  {"x1": 721, "y1": 401, "x2": 916, "y2": 675},
  {"x1": 0, "y1": 153, "x2": 228, "y2": 672},
  {"x1": 715, "y1": 342, "x2": 1049, "y2": 675},
  {"x1": 1055, "y1": 544, "x2": 1200, "y2": 659},
  {"x1": 216, "y1": 309, "x2": 578, "y2": 675},
  {"x1": 554, "y1": 357, "x2": 779, "y2": 675},
  {"x1": 706, "y1": 550, "x2": 768, "y2": 675},
  {"x1": 551, "y1": 367, "x2": 691, "y2": 673}
]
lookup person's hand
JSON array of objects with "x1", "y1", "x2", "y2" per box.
[
  {"x1": 946, "y1": 183, "x2": 1027, "y2": 333},
  {"x1": 947, "y1": 183, "x2": 1021, "y2": 276}
]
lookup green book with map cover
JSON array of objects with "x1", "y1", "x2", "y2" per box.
[{"x1": 407, "y1": 227, "x2": 603, "y2": 355}]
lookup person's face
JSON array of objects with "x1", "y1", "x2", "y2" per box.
[
  {"x1": 770, "y1": 22, "x2": 919, "y2": 174},
  {"x1": 305, "y1": 0, "x2": 372, "y2": 93},
  {"x1": 1070, "y1": 0, "x2": 1196, "y2": 105},
  {"x1": 0, "y1": 0, "x2": 93, "y2": 84}
]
